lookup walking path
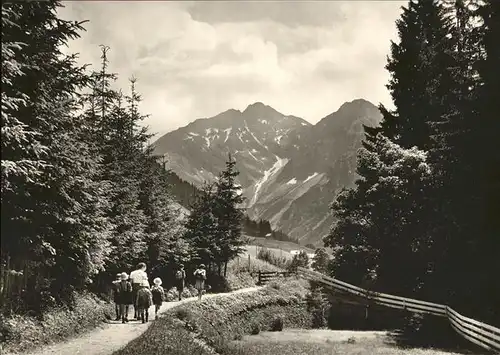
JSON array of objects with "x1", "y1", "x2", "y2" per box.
[{"x1": 8, "y1": 287, "x2": 261, "y2": 355}]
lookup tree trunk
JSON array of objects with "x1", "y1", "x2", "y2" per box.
[{"x1": 223, "y1": 261, "x2": 228, "y2": 278}]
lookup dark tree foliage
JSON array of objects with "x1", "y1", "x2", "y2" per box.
[
  {"x1": 0, "y1": 1, "x2": 185, "y2": 313},
  {"x1": 1, "y1": 0, "x2": 110, "y2": 310},
  {"x1": 183, "y1": 155, "x2": 247, "y2": 276},
  {"x1": 311, "y1": 248, "x2": 330, "y2": 274},
  {"x1": 381, "y1": 0, "x2": 455, "y2": 150},
  {"x1": 326, "y1": 0, "x2": 500, "y2": 327},
  {"x1": 183, "y1": 183, "x2": 220, "y2": 267}
]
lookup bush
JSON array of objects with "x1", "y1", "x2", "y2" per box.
[
  {"x1": 257, "y1": 248, "x2": 291, "y2": 270},
  {"x1": 1, "y1": 292, "x2": 114, "y2": 354},
  {"x1": 270, "y1": 316, "x2": 284, "y2": 331},
  {"x1": 206, "y1": 273, "x2": 230, "y2": 293},
  {"x1": 174, "y1": 308, "x2": 191, "y2": 321},
  {"x1": 305, "y1": 286, "x2": 328, "y2": 329},
  {"x1": 165, "y1": 286, "x2": 199, "y2": 301},
  {"x1": 250, "y1": 322, "x2": 261, "y2": 335}
]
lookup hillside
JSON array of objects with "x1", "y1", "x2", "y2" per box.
[{"x1": 154, "y1": 99, "x2": 382, "y2": 246}]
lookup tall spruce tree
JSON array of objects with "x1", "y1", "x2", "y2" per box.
[
  {"x1": 380, "y1": 0, "x2": 454, "y2": 150},
  {"x1": 183, "y1": 183, "x2": 219, "y2": 267},
  {"x1": 424, "y1": 0, "x2": 489, "y2": 313},
  {"x1": 1, "y1": 0, "x2": 111, "y2": 308},
  {"x1": 130, "y1": 77, "x2": 185, "y2": 270},
  {"x1": 213, "y1": 153, "x2": 246, "y2": 276},
  {"x1": 476, "y1": 0, "x2": 500, "y2": 325}
]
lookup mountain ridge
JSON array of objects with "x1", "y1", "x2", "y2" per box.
[{"x1": 153, "y1": 99, "x2": 382, "y2": 245}]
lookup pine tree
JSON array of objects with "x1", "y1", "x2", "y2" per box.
[
  {"x1": 183, "y1": 183, "x2": 219, "y2": 267},
  {"x1": 380, "y1": 0, "x2": 455, "y2": 150},
  {"x1": 423, "y1": 0, "x2": 489, "y2": 312},
  {"x1": 213, "y1": 153, "x2": 246, "y2": 276},
  {"x1": 1, "y1": 0, "x2": 111, "y2": 308},
  {"x1": 130, "y1": 77, "x2": 187, "y2": 271},
  {"x1": 476, "y1": 0, "x2": 500, "y2": 325}
]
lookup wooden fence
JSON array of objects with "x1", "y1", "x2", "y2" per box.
[
  {"x1": 252, "y1": 270, "x2": 295, "y2": 285},
  {"x1": 297, "y1": 267, "x2": 500, "y2": 353}
]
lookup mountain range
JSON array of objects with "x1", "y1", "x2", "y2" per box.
[{"x1": 153, "y1": 99, "x2": 382, "y2": 246}]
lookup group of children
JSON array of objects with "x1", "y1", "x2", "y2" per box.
[{"x1": 112, "y1": 262, "x2": 207, "y2": 324}]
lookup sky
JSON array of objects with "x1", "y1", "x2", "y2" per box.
[{"x1": 58, "y1": 1, "x2": 406, "y2": 139}]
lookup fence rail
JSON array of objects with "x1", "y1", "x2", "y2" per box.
[
  {"x1": 297, "y1": 267, "x2": 500, "y2": 353},
  {"x1": 252, "y1": 271, "x2": 294, "y2": 285}
]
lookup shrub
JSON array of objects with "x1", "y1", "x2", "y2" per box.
[
  {"x1": 270, "y1": 316, "x2": 284, "y2": 331},
  {"x1": 206, "y1": 273, "x2": 230, "y2": 293},
  {"x1": 257, "y1": 248, "x2": 291, "y2": 269},
  {"x1": 268, "y1": 280, "x2": 281, "y2": 290},
  {"x1": 1, "y1": 292, "x2": 114, "y2": 354},
  {"x1": 305, "y1": 286, "x2": 328, "y2": 329},
  {"x1": 165, "y1": 286, "x2": 199, "y2": 302},
  {"x1": 250, "y1": 322, "x2": 261, "y2": 335},
  {"x1": 174, "y1": 307, "x2": 191, "y2": 321}
]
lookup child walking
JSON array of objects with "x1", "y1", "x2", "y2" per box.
[
  {"x1": 193, "y1": 264, "x2": 207, "y2": 300},
  {"x1": 112, "y1": 273, "x2": 121, "y2": 321},
  {"x1": 151, "y1": 277, "x2": 165, "y2": 319},
  {"x1": 117, "y1": 272, "x2": 133, "y2": 323},
  {"x1": 136, "y1": 280, "x2": 153, "y2": 323},
  {"x1": 175, "y1": 264, "x2": 186, "y2": 301}
]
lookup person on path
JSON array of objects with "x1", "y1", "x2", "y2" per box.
[
  {"x1": 112, "y1": 273, "x2": 121, "y2": 321},
  {"x1": 135, "y1": 280, "x2": 153, "y2": 323},
  {"x1": 175, "y1": 264, "x2": 186, "y2": 301},
  {"x1": 129, "y1": 262, "x2": 148, "y2": 319},
  {"x1": 193, "y1": 264, "x2": 207, "y2": 300},
  {"x1": 117, "y1": 272, "x2": 133, "y2": 324},
  {"x1": 151, "y1": 277, "x2": 165, "y2": 319}
]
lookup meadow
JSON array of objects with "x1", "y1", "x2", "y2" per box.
[
  {"x1": 226, "y1": 329, "x2": 468, "y2": 355},
  {"x1": 245, "y1": 236, "x2": 316, "y2": 254}
]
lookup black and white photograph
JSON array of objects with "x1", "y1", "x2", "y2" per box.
[{"x1": 1, "y1": 0, "x2": 499, "y2": 354}]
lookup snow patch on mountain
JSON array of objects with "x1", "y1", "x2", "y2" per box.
[
  {"x1": 248, "y1": 150, "x2": 259, "y2": 162},
  {"x1": 205, "y1": 128, "x2": 218, "y2": 135},
  {"x1": 259, "y1": 119, "x2": 268, "y2": 124},
  {"x1": 244, "y1": 120, "x2": 268, "y2": 150},
  {"x1": 224, "y1": 128, "x2": 232, "y2": 143},
  {"x1": 237, "y1": 131, "x2": 245, "y2": 144},
  {"x1": 249, "y1": 155, "x2": 288, "y2": 207},
  {"x1": 188, "y1": 132, "x2": 199, "y2": 136},
  {"x1": 287, "y1": 178, "x2": 297, "y2": 185},
  {"x1": 304, "y1": 172, "x2": 319, "y2": 183}
]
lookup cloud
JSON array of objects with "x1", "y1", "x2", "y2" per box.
[{"x1": 58, "y1": 1, "x2": 405, "y2": 137}]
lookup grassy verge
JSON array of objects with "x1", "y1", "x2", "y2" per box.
[
  {"x1": 0, "y1": 291, "x2": 114, "y2": 354},
  {"x1": 225, "y1": 332, "x2": 466, "y2": 355},
  {"x1": 114, "y1": 278, "x2": 311, "y2": 355}
]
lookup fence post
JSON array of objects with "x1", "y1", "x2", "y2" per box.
[{"x1": 248, "y1": 254, "x2": 251, "y2": 271}]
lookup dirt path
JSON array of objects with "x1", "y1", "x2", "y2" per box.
[{"x1": 10, "y1": 287, "x2": 261, "y2": 355}]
